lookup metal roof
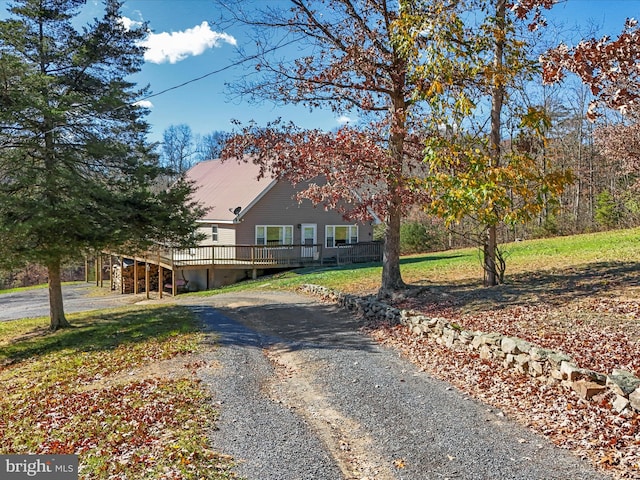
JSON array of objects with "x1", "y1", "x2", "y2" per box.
[{"x1": 185, "y1": 159, "x2": 277, "y2": 223}]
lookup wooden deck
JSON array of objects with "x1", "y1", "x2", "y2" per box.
[
  {"x1": 156, "y1": 242, "x2": 383, "y2": 269},
  {"x1": 106, "y1": 242, "x2": 383, "y2": 295}
]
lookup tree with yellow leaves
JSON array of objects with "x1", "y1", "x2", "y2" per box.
[{"x1": 394, "y1": 0, "x2": 573, "y2": 285}]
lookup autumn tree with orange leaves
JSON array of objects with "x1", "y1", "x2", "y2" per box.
[
  {"x1": 219, "y1": 0, "x2": 460, "y2": 296},
  {"x1": 542, "y1": 19, "x2": 640, "y2": 191}
]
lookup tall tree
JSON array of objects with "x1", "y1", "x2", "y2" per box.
[
  {"x1": 0, "y1": 0, "x2": 204, "y2": 329},
  {"x1": 195, "y1": 130, "x2": 231, "y2": 162},
  {"x1": 161, "y1": 124, "x2": 196, "y2": 175},
  {"x1": 397, "y1": 0, "x2": 570, "y2": 285},
  {"x1": 218, "y1": 0, "x2": 457, "y2": 296}
]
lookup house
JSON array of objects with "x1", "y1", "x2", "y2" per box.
[
  {"x1": 105, "y1": 158, "x2": 381, "y2": 294},
  {"x1": 172, "y1": 158, "x2": 381, "y2": 290}
]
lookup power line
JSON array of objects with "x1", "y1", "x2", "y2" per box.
[
  {"x1": 133, "y1": 38, "x2": 298, "y2": 106},
  {"x1": 43, "y1": 38, "x2": 298, "y2": 136}
]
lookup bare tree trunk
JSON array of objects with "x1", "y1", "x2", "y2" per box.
[
  {"x1": 484, "y1": 226, "x2": 498, "y2": 287},
  {"x1": 379, "y1": 88, "x2": 408, "y2": 296},
  {"x1": 380, "y1": 193, "x2": 405, "y2": 296},
  {"x1": 47, "y1": 257, "x2": 70, "y2": 330},
  {"x1": 484, "y1": 0, "x2": 506, "y2": 287}
]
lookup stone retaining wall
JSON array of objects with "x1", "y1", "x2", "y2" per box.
[{"x1": 299, "y1": 284, "x2": 640, "y2": 416}]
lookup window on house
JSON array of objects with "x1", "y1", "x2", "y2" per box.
[
  {"x1": 212, "y1": 225, "x2": 218, "y2": 243},
  {"x1": 325, "y1": 225, "x2": 358, "y2": 248},
  {"x1": 255, "y1": 225, "x2": 294, "y2": 246}
]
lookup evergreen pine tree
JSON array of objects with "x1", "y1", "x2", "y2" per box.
[{"x1": 0, "y1": 0, "x2": 204, "y2": 329}]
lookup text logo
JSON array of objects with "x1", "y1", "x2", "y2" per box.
[{"x1": 0, "y1": 455, "x2": 78, "y2": 479}]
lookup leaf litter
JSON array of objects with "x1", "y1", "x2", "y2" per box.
[{"x1": 366, "y1": 266, "x2": 640, "y2": 479}]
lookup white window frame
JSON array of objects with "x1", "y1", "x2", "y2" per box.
[
  {"x1": 255, "y1": 225, "x2": 294, "y2": 246},
  {"x1": 212, "y1": 225, "x2": 219, "y2": 243},
  {"x1": 325, "y1": 225, "x2": 358, "y2": 248}
]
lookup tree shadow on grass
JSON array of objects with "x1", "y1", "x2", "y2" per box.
[
  {"x1": 399, "y1": 253, "x2": 468, "y2": 266},
  {"x1": 404, "y1": 261, "x2": 640, "y2": 314},
  {"x1": 0, "y1": 305, "x2": 197, "y2": 367}
]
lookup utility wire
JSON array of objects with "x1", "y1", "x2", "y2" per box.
[
  {"x1": 45, "y1": 37, "x2": 299, "y2": 135},
  {"x1": 131, "y1": 37, "x2": 298, "y2": 107}
]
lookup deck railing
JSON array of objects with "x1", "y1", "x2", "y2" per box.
[{"x1": 154, "y1": 242, "x2": 383, "y2": 269}]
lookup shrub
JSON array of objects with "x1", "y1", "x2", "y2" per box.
[{"x1": 400, "y1": 221, "x2": 447, "y2": 254}]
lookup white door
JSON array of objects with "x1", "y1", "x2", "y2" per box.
[{"x1": 300, "y1": 224, "x2": 317, "y2": 259}]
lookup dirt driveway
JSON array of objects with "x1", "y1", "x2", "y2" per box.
[{"x1": 179, "y1": 290, "x2": 608, "y2": 480}]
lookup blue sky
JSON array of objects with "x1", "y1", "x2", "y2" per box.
[
  {"x1": 119, "y1": 0, "x2": 345, "y2": 144},
  {"x1": 119, "y1": 0, "x2": 639, "y2": 144},
  {"x1": 5, "y1": 0, "x2": 640, "y2": 144}
]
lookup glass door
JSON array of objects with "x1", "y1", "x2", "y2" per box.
[{"x1": 300, "y1": 224, "x2": 317, "y2": 259}]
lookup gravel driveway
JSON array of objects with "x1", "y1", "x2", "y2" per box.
[
  {"x1": 185, "y1": 291, "x2": 609, "y2": 480},
  {"x1": 0, "y1": 285, "x2": 611, "y2": 478}
]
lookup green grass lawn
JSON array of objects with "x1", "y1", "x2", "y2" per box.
[
  {"x1": 0, "y1": 305, "x2": 237, "y2": 480},
  {"x1": 192, "y1": 227, "x2": 640, "y2": 295}
]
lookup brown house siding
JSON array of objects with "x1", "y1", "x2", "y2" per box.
[{"x1": 234, "y1": 180, "x2": 374, "y2": 249}]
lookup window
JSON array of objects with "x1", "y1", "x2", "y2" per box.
[
  {"x1": 212, "y1": 225, "x2": 218, "y2": 243},
  {"x1": 255, "y1": 225, "x2": 293, "y2": 245},
  {"x1": 326, "y1": 225, "x2": 358, "y2": 248}
]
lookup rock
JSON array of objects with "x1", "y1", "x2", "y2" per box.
[
  {"x1": 442, "y1": 327, "x2": 458, "y2": 348},
  {"x1": 529, "y1": 361, "x2": 544, "y2": 377},
  {"x1": 424, "y1": 318, "x2": 439, "y2": 328},
  {"x1": 629, "y1": 387, "x2": 640, "y2": 411},
  {"x1": 479, "y1": 344, "x2": 493, "y2": 360},
  {"x1": 500, "y1": 337, "x2": 532, "y2": 354},
  {"x1": 578, "y1": 369, "x2": 607, "y2": 385},
  {"x1": 606, "y1": 371, "x2": 640, "y2": 397},
  {"x1": 547, "y1": 351, "x2": 573, "y2": 369},
  {"x1": 483, "y1": 333, "x2": 504, "y2": 346},
  {"x1": 572, "y1": 380, "x2": 607, "y2": 400},
  {"x1": 560, "y1": 361, "x2": 581, "y2": 381},
  {"x1": 458, "y1": 331, "x2": 473, "y2": 345},
  {"x1": 493, "y1": 350, "x2": 506, "y2": 360},
  {"x1": 513, "y1": 354, "x2": 530, "y2": 374},
  {"x1": 501, "y1": 336, "x2": 520, "y2": 354},
  {"x1": 613, "y1": 395, "x2": 630, "y2": 413},
  {"x1": 559, "y1": 362, "x2": 607, "y2": 384},
  {"x1": 472, "y1": 332, "x2": 503, "y2": 349},
  {"x1": 550, "y1": 367, "x2": 564, "y2": 380},
  {"x1": 529, "y1": 347, "x2": 551, "y2": 362},
  {"x1": 504, "y1": 354, "x2": 515, "y2": 368}
]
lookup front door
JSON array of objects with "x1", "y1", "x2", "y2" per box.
[{"x1": 300, "y1": 224, "x2": 317, "y2": 259}]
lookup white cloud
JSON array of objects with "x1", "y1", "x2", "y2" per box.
[
  {"x1": 133, "y1": 100, "x2": 153, "y2": 109},
  {"x1": 141, "y1": 21, "x2": 236, "y2": 64},
  {"x1": 337, "y1": 115, "x2": 355, "y2": 125},
  {"x1": 118, "y1": 16, "x2": 142, "y2": 31}
]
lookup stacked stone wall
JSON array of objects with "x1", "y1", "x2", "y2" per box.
[{"x1": 299, "y1": 284, "x2": 640, "y2": 416}]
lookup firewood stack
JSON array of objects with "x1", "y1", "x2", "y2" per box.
[{"x1": 111, "y1": 261, "x2": 167, "y2": 293}]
